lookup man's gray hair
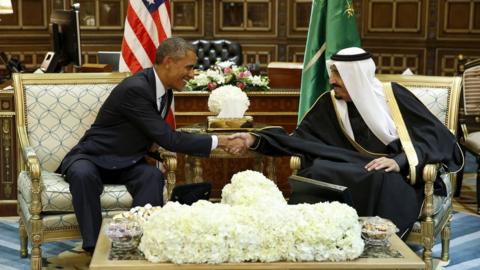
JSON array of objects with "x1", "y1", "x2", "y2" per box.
[{"x1": 155, "y1": 37, "x2": 195, "y2": 64}]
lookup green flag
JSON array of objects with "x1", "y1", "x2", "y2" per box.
[{"x1": 298, "y1": 0, "x2": 361, "y2": 122}]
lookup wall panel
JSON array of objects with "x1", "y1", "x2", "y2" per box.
[{"x1": 1, "y1": 0, "x2": 473, "y2": 76}]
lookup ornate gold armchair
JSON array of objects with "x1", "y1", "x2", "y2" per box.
[
  {"x1": 290, "y1": 74, "x2": 462, "y2": 270},
  {"x1": 14, "y1": 73, "x2": 177, "y2": 270}
]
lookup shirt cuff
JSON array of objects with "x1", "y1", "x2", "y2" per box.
[
  {"x1": 211, "y1": 135, "x2": 218, "y2": 150},
  {"x1": 249, "y1": 133, "x2": 261, "y2": 150}
]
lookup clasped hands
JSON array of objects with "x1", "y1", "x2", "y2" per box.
[{"x1": 218, "y1": 132, "x2": 255, "y2": 155}]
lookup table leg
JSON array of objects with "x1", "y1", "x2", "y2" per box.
[
  {"x1": 193, "y1": 157, "x2": 203, "y2": 183},
  {"x1": 253, "y1": 155, "x2": 263, "y2": 172},
  {"x1": 184, "y1": 155, "x2": 192, "y2": 183},
  {"x1": 266, "y1": 156, "x2": 276, "y2": 183}
]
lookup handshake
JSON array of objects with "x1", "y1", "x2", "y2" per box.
[{"x1": 218, "y1": 132, "x2": 256, "y2": 155}]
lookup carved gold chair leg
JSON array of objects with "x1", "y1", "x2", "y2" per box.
[
  {"x1": 421, "y1": 219, "x2": 434, "y2": 270},
  {"x1": 441, "y1": 213, "x2": 453, "y2": 261},
  {"x1": 18, "y1": 217, "x2": 28, "y2": 258},
  {"x1": 30, "y1": 236, "x2": 42, "y2": 270}
]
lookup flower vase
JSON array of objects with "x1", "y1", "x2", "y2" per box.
[{"x1": 207, "y1": 115, "x2": 253, "y2": 131}]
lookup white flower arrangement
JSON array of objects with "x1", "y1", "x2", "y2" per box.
[
  {"x1": 221, "y1": 170, "x2": 286, "y2": 208},
  {"x1": 186, "y1": 61, "x2": 270, "y2": 91},
  {"x1": 207, "y1": 85, "x2": 250, "y2": 117},
  {"x1": 138, "y1": 170, "x2": 364, "y2": 264}
]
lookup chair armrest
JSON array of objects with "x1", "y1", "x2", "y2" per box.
[
  {"x1": 290, "y1": 155, "x2": 301, "y2": 175},
  {"x1": 18, "y1": 130, "x2": 43, "y2": 217},
  {"x1": 159, "y1": 149, "x2": 177, "y2": 200},
  {"x1": 420, "y1": 164, "x2": 438, "y2": 221}
]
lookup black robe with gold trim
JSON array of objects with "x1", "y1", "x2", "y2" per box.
[{"x1": 252, "y1": 82, "x2": 463, "y2": 234}]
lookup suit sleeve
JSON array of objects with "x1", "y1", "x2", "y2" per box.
[{"x1": 119, "y1": 85, "x2": 212, "y2": 156}]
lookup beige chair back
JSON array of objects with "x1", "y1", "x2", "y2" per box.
[
  {"x1": 14, "y1": 73, "x2": 130, "y2": 172},
  {"x1": 377, "y1": 74, "x2": 462, "y2": 134}
]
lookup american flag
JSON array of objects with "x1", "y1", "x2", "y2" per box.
[{"x1": 119, "y1": 0, "x2": 176, "y2": 129}]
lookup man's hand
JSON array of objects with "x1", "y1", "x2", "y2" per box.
[
  {"x1": 217, "y1": 135, "x2": 248, "y2": 155},
  {"x1": 229, "y1": 132, "x2": 256, "y2": 148},
  {"x1": 365, "y1": 157, "x2": 400, "y2": 172}
]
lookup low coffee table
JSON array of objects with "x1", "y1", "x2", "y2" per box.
[{"x1": 90, "y1": 219, "x2": 424, "y2": 270}]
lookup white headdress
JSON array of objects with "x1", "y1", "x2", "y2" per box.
[{"x1": 326, "y1": 47, "x2": 398, "y2": 145}]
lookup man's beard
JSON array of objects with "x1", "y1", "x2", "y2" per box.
[{"x1": 332, "y1": 84, "x2": 343, "y2": 100}]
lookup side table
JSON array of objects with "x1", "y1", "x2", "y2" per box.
[
  {"x1": 90, "y1": 218, "x2": 425, "y2": 269},
  {"x1": 179, "y1": 122, "x2": 276, "y2": 183}
]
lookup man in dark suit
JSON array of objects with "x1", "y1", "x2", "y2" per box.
[{"x1": 58, "y1": 37, "x2": 243, "y2": 253}]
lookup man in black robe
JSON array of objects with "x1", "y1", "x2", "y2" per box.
[{"x1": 231, "y1": 47, "x2": 463, "y2": 236}]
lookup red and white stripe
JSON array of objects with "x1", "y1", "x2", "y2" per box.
[{"x1": 119, "y1": 0, "x2": 175, "y2": 129}]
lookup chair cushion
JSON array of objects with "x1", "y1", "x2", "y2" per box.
[
  {"x1": 18, "y1": 170, "x2": 133, "y2": 213},
  {"x1": 463, "y1": 131, "x2": 480, "y2": 154}
]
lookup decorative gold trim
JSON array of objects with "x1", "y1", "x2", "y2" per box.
[
  {"x1": 2, "y1": 118, "x2": 13, "y2": 198},
  {"x1": 329, "y1": 91, "x2": 388, "y2": 158},
  {"x1": 383, "y1": 82, "x2": 418, "y2": 185}
]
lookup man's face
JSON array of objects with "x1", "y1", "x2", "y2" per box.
[
  {"x1": 329, "y1": 65, "x2": 351, "y2": 102},
  {"x1": 163, "y1": 50, "x2": 196, "y2": 90}
]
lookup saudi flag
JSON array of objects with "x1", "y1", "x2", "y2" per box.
[{"x1": 298, "y1": 0, "x2": 361, "y2": 122}]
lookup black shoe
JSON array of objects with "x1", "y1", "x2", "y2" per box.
[
  {"x1": 170, "y1": 182, "x2": 212, "y2": 205},
  {"x1": 83, "y1": 246, "x2": 95, "y2": 256}
]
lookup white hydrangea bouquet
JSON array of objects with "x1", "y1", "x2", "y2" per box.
[
  {"x1": 185, "y1": 61, "x2": 270, "y2": 92},
  {"x1": 208, "y1": 85, "x2": 250, "y2": 118},
  {"x1": 138, "y1": 170, "x2": 364, "y2": 264},
  {"x1": 206, "y1": 84, "x2": 252, "y2": 129}
]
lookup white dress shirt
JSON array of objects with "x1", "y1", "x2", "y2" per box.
[{"x1": 152, "y1": 69, "x2": 218, "y2": 150}]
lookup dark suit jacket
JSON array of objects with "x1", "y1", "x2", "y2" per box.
[{"x1": 59, "y1": 68, "x2": 212, "y2": 173}]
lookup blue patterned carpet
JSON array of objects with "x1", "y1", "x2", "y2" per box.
[
  {"x1": 433, "y1": 212, "x2": 480, "y2": 269},
  {"x1": 0, "y1": 219, "x2": 84, "y2": 270},
  {"x1": 0, "y1": 211, "x2": 479, "y2": 269}
]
